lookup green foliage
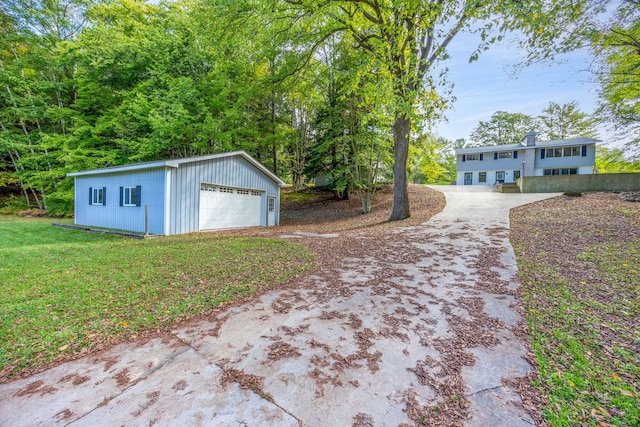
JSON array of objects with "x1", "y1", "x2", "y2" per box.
[
  {"x1": 409, "y1": 135, "x2": 454, "y2": 184},
  {"x1": 0, "y1": 195, "x2": 30, "y2": 214},
  {"x1": 590, "y1": 1, "x2": 640, "y2": 157},
  {"x1": 470, "y1": 101, "x2": 598, "y2": 146},
  {"x1": 470, "y1": 111, "x2": 535, "y2": 146},
  {"x1": 304, "y1": 39, "x2": 393, "y2": 212},
  {"x1": 537, "y1": 101, "x2": 598, "y2": 141},
  {"x1": 0, "y1": 216, "x2": 315, "y2": 378},
  {"x1": 596, "y1": 146, "x2": 640, "y2": 173},
  {"x1": 0, "y1": 0, "x2": 603, "y2": 218}
]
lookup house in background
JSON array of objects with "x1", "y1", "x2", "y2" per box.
[
  {"x1": 68, "y1": 151, "x2": 284, "y2": 235},
  {"x1": 454, "y1": 131, "x2": 599, "y2": 186}
]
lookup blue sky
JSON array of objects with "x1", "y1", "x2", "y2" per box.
[{"x1": 433, "y1": 32, "x2": 601, "y2": 144}]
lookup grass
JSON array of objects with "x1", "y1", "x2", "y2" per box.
[
  {"x1": 0, "y1": 216, "x2": 315, "y2": 380},
  {"x1": 511, "y1": 195, "x2": 639, "y2": 426}
]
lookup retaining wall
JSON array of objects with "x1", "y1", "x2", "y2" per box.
[{"x1": 518, "y1": 173, "x2": 640, "y2": 193}]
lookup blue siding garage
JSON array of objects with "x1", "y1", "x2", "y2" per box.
[{"x1": 68, "y1": 151, "x2": 284, "y2": 235}]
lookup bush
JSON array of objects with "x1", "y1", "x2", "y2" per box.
[{"x1": 0, "y1": 194, "x2": 30, "y2": 215}]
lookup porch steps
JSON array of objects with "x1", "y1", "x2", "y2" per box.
[{"x1": 498, "y1": 182, "x2": 521, "y2": 193}]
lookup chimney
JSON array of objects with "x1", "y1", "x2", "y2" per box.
[{"x1": 521, "y1": 131, "x2": 537, "y2": 147}]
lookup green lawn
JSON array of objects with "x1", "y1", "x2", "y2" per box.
[
  {"x1": 511, "y1": 195, "x2": 639, "y2": 426},
  {"x1": 0, "y1": 216, "x2": 315, "y2": 380}
]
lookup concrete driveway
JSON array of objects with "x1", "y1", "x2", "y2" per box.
[{"x1": 0, "y1": 186, "x2": 558, "y2": 426}]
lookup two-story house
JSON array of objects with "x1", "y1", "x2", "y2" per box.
[{"x1": 454, "y1": 131, "x2": 599, "y2": 186}]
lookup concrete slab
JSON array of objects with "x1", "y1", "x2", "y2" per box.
[{"x1": 0, "y1": 186, "x2": 559, "y2": 426}]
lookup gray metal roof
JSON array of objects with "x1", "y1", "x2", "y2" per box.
[
  {"x1": 67, "y1": 151, "x2": 286, "y2": 185},
  {"x1": 454, "y1": 137, "x2": 600, "y2": 155}
]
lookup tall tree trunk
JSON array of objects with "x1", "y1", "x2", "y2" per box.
[{"x1": 389, "y1": 113, "x2": 410, "y2": 221}]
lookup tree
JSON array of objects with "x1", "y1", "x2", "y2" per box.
[
  {"x1": 595, "y1": 146, "x2": 640, "y2": 173},
  {"x1": 274, "y1": 0, "x2": 596, "y2": 220},
  {"x1": 470, "y1": 111, "x2": 535, "y2": 146},
  {"x1": 537, "y1": 101, "x2": 598, "y2": 141},
  {"x1": 409, "y1": 135, "x2": 452, "y2": 184},
  {"x1": 0, "y1": 0, "x2": 95, "y2": 213},
  {"x1": 592, "y1": 1, "x2": 640, "y2": 156},
  {"x1": 304, "y1": 38, "x2": 392, "y2": 213}
]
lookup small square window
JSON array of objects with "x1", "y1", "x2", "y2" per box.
[
  {"x1": 479, "y1": 172, "x2": 487, "y2": 183},
  {"x1": 466, "y1": 154, "x2": 479, "y2": 161}
]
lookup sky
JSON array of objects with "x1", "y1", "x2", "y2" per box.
[{"x1": 432, "y1": 31, "x2": 602, "y2": 144}]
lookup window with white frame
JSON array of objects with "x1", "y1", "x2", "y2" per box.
[
  {"x1": 546, "y1": 146, "x2": 582, "y2": 158},
  {"x1": 90, "y1": 187, "x2": 105, "y2": 205},
  {"x1": 268, "y1": 198, "x2": 275, "y2": 212},
  {"x1": 120, "y1": 186, "x2": 140, "y2": 206},
  {"x1": 122, "y1": 187, "x2": 138, "y2": 206},
  {"x1": 543, "y1": 168, "x2": 578, "y2": 176},
  {"x1": 498, "y1": 152, "x2": 513, "y2": 159},
  {"x1": 466, "y1": 153, "x2": 479, "y2": 161},
  {"x1": 479, "y1": 172, "x2": 487, "y2": 183}
]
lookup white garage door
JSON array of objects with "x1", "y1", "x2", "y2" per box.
[{"x1": 199, "y1": 184, "x2": 263, "y2": 230}]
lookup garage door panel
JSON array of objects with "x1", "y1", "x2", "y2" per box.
[{"x1": 199, "y1": 185, "x2": 262, "y2": 230}]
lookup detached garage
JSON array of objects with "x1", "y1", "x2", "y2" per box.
[{"x1": 68, "y1": 151, "x2": 284, "y2": 235}]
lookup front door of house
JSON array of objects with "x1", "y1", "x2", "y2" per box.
[
  {"x1": 496, "y1": 171, "x2": 505, "y2": 183},
  {"x1": 464, "y1": 173, "x2": 472, "y2": 185}
]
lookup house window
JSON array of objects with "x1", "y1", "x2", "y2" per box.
[
  {"x1": 120, "y1": 186, "x2": 141, "y2": 206},
  {"x1": 466, "y1": 153, "x2": 479, "y2": 161},
  {"x1": 268, "y1": 198, "x2": 275, "y2": 212},
  {"x1": 90, "y1": 187, "x2": 105, "y2": 205},
  {"x1": 479, "y1": 172, "x2": 487, "y2": 183},
  {"x1": 546, "y1": 148, "x2": 562, "y2": 158},
  {"x1": 498, "y1": 152, "x2": 513, "y2": 159},
  {"x1": 564, "y1": 146, "x2": 582, "y2": 157},
  {"x1": 546, "y1": 146, "x2": 582, "y2": 158},
  {"x1": 514, "y1": 170, "x2": 521, "y2": 180},
  {"x1": 543, "y1": 168, "x2": 578, "y2": 176}
]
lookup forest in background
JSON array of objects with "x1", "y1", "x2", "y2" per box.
[{"x1": 1, "y1": 0, "x2": 638, "y2": 216}]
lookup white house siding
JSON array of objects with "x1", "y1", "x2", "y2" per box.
[
  {"x1": 168, "y1": 156, "x2": 280, "y2": 235},
  {"x1": 456, "y1": 148, "x2": 526, "y2": 185},
  {"x1": 73, "y1": 168, "x2": 166, "y2": 234}
]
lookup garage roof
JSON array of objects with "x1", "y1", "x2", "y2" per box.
[{"x1": 67, "y1": 151, "x2": 285, "y2": 185}]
